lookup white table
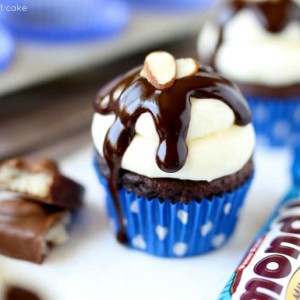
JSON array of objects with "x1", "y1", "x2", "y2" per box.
[{"x1": 0, "y1": 145, "x2": 292, "y2": 299}]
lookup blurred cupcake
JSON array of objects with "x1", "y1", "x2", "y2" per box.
[
  {"x1": 127, "y1": 0, "x2": 212, "y2": 12},
  {"x1": 0, "y1": 0, "x2": 130, "y2": 42},
  {"x1": 198, "y1": 0, "x2": 300, "y2": 146},
  {"x1": 92, "y1": 51, "x2": 255, "y2": 257},
  {"x1": 0, "y1": 25, "x2": 14, "y2": 70}
]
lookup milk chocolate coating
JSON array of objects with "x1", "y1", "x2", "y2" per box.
[
  {"x1": 0, "y1": 158, "x2": 84, "y2": 210},
  {"x1": 97, "y1": 154, "x2": 253, "y2": 203},
  {"x1": 0, "y1": 199, "x2": 66, "y2": 264},
  {"x1": 94, "y1": 64, "x2": 252, "y2": 243},
  {"x1": 5, "y1": 287, "x2": 41, "y2": 300}
]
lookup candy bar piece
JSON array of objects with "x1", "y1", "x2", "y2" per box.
[
  {"x1": 0, "y1": 158, "x2": 84, "y2": 209},
  {"x1": 5, "y1": 287, "x2": 41, "y2": 300},
  {"x1": 0, "y1": 199, "x2": 70, "y2": 264}
]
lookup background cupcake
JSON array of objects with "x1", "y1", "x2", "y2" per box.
[
  {"x1": 198, "y1": 0, "x2": 300, "y2": 146},
  {"x1": 0, "y1": 0, "x2": 130, "y2": 42},
  {"x1": 92, "y1": 51, "x2": 255, "y2": 257}
]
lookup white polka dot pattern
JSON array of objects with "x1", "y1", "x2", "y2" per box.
[
  {"x1": 173, "y1": 243, "x2": 188, "y2": 256},
  {"x1": 212, "y1": 234, "x2": 226, "y2": 248},
  {"x1": 201, "y1": 221, "x2": 213, "y2": 236},
  {"x1": 132, "y1": 235, "x2": 146, "y2": 250},
  {"x1": 130, "y1": 200, "x2": 139, "y2": 213},
  {"x1": 177, "y1": 210, "x2": 188, "y2": 225},
  {"x1": 97, "y1": 162, "x2": 253, "y2": 257},
  {"x1": 155, "y1": 226, "x2": 168, "y2": 241}
]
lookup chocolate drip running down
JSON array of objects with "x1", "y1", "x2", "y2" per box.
[
  {"x1": 94, "y1": 66, "x2": 251, "y2": 243},
  {"x1": 209, "y1": 0, "x2": 300, "y2": 68}
]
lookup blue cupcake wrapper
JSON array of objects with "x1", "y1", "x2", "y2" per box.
[
  {"x1": 0, "y1": 0, "x2": 130, "y2": 42},
  {"x1": 94, "y1": 159, "x2": 253, "y2": 257},
  {"x1": 0, "y1": 25, "x2": 14, "y2": 71},
  {"x1": 246, "y1": 94, "x2": 300, "y2": 147}
]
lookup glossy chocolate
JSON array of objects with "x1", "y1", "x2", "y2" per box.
[
  {"x1": 0, "y1": 158, "x2": 84, "y2": 210},
  {"x1": 5, "y1": 287, "x2": 41, "y2": 300},
  {"x1": 0, "y1": 199, "x2": 66, "y2": 264},
  {"x1": 94, "y1": 64, "x2": 251, "y2": 243},
  {"x1": 209, "y1": 0, "x2": 300, "y2": 74}
]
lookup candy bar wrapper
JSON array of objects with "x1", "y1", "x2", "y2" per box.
[
  {"x1": 219, "y1": 188, "x2": 300, "y2": 299},
  {"x1": 94, "y1": 159, "x2": 253, "y2": 258},
  {"x1": 246, "y1": 94, "x2": 300, "y2": 147},
  {"x1": 0, "y1": 0, "x2": 130, "y2": 42}
]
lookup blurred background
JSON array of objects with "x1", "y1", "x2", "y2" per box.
[{"x1": 0, "y1": 0, "x2": 215, "y2": 161}]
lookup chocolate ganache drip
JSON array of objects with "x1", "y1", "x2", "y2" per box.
[
  {"x1": 209, "y1": 0, "x2": 300, "y2": 68},
  {"x1": 94, "y1": 55, "x2": 251, "y2": 244}
]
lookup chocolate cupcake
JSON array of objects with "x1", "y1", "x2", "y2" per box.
[
  {"x1": 198, "y1": 0, "x2": 300, "y2": 146},
  {"x1": 92, "y1": 51, "x2": 255, "y2": 257}
]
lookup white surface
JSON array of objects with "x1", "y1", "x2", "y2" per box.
[
  {"x1": 0, "y1": 13, "x2": 203, "y2": 97},
  {"x1": 0, "y1": 144, "x2": 292, "y2": 299}
]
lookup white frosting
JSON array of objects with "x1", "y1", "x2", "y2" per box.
[
  {"x1": 91, "y1": 98, "x2": 255, "y2": 182},
  {"x1": 198, "y1": 8, "x2": 300, "y2": 86}
]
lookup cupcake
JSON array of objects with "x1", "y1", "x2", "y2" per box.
[
  {"x1": 0, "y1": 25, "x2": 14, "y2": 71},
  {"x1": 0, "y1": 0, "x2": 130, "y2": 42},
  {"x1": 92, "y1": 51, "x2": 255, "y2": 257},
  {"x1": 198, "y1": 0, "x2": 300, "y2": 146}
]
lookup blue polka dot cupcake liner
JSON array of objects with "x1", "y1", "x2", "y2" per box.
[
  {"x1": 0, "y1": 25, "x2": 14, "y2": 71},
  {"x1": 94, "y1": 159, "x2": 253, "y2": 257},
  {"x1": 127, "y1": 0, "x2": 213, "y2": 12},
  {"x1": 0, "y1": 0, "x2": 130, "y2": 42},
  {"x1": 246, "y1": 94, "x2": 300, "y2": 147}
]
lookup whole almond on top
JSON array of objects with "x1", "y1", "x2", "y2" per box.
[
  {"x1": 176, "y1": 58, "x2": 200, "y2": 79},
  {"x1": 144, "y1": 51, "x2": 176, "y2": 90}
]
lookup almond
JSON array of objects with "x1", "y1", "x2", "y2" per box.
[
  {"x1": 144, "y1": 51, "x2": 176, "y2": 89},
  {"x1": 176, "y1": 58, "x2": 200, "y2": 79}
]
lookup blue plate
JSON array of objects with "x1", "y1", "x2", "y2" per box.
[
  {"x1": 0, "y1": 0, "x2": 130, "y2": 42},
  {"x1": 127, "y1": 0, "x2": 213, "y2": 12},
  {"x1": 0, "y1": 26, "x2": 14, "y2": 71}
]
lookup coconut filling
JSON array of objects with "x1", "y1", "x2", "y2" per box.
[
  {"x1": 42, "y1": 213, "x2": 71, "y2": 255},
  {"x1": 0, "y1": 167, "x2": 52, "y2": 198}
]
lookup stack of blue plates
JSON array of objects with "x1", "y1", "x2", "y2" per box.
[
  {"x1": 0, "y1": 0, "x2": 130, "y2": 42},
  {"x1": 127, "y1": 0, "x2": 213, "y2": 12},
  {"x1": 0, "y1": 25, "x2": 14, "y2": 71}
]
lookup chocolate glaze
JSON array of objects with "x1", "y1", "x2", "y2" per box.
[
  {"x1": 94, "y1": 65, "x2": 251, "y2": 243},
  {"x1": 208, "y1": 0, "x2": 300, "y2": 82},
  {"x1": 0, "y1": 199, "x2": 66, "y2": 264},
  {"x1": 5, "y1": 287, "x2": 41, "y2": 300}
]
